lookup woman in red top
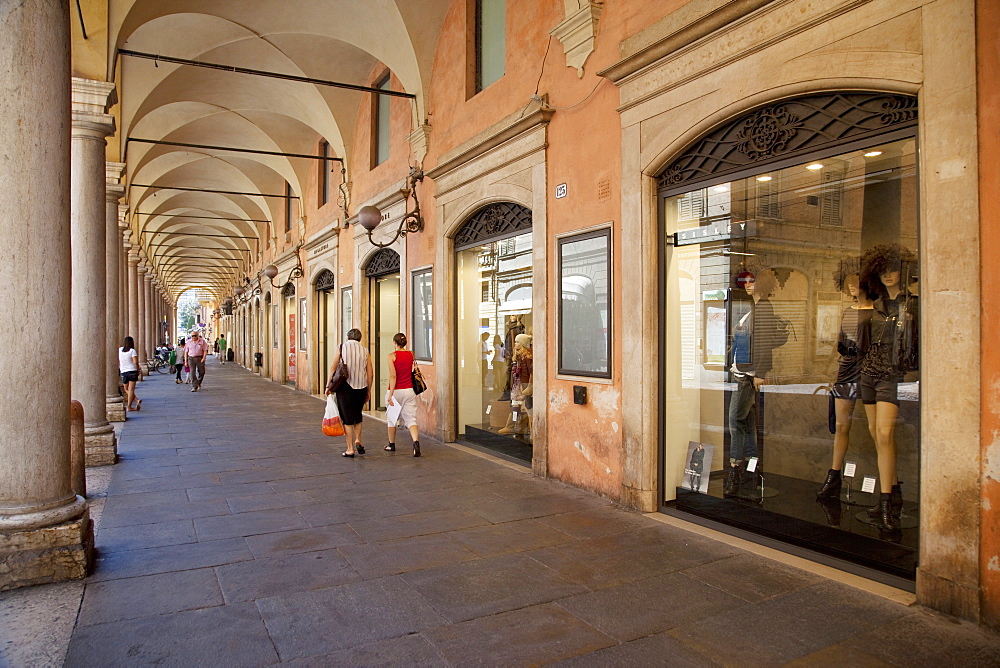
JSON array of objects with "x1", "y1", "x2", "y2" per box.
[{"x1": 385, "y1": 332, "x2": 420, "y2": 456}]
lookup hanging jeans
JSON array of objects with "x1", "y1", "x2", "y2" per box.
[{"x1": 729, "y1": 373, "x2": 758, "y2": 462}]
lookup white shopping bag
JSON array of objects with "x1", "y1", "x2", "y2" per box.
[{"x1": 322, "y1": 395, "x2": 344, "y2": 437}]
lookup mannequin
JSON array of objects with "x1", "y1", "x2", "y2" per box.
[
  {"x1": 499, "y1": 333, "x2": 533, "y2": 436},
  {"x1": 858, "y1": 244, "x2": 918, "y2": 530},
  {"x1": 687, "y1": 443, "x2": 706, "y2": 491},
  {"x1": 724, "y1": 268, "x2": 780, "y2": 497},
  {"x1": 498, "y1": 315, "x2": 525, "y2": 401},
  {"x1": 816, "y1": 270, "x2": 874, "y2": 500}
]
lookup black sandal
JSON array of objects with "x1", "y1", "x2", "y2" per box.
[
  {"x1": 355, "y1": 443, "x2": 365, "y2": 454},
  {"x1": 342, "y1": 452, "x2": 355, "y2": 458},
  {"x1": 385, "y1": 443, "x2": 395, "y2": 451}
]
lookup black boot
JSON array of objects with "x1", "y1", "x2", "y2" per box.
[
  {"x1": 413, "y1": 440, "x2": 421, "y2": 457},
  {"x1": 867, "y1": 483, "x2": 902, "y2": 519},
  {"x1": 816, "y1": 469, "x2": 842, "y2": 500},
  {"x1": 723, "y1": 464, "x2": 742, "y2": 497},
  {"x1": 878, "y1": 492, "x2": 899, "y2": 530}
]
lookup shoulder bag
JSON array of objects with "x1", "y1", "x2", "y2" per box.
[
  {"x1": 411, "y1": 360, "x2": 427, "y2": 395},
  {"x1": 327, "y1": 344, "x2": 349, "y2": 393}
]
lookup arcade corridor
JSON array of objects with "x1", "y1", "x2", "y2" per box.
[{"x1": 2, "y1": 360, "x2": 999, "y2": 665}]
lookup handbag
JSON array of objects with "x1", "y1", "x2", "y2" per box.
[
  {"x1": 327, "y1": 344, "x2": 349, "y2": 393},
  {"x1": 321, "y1": 395, "x2": 345, "y2": 437},
  {"x1": 411, "y1": 362, "x2": 427, "y2": 395}
]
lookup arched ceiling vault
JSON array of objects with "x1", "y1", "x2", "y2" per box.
[{"x1": 107, "y1": 0, "x2": 449, "y2": 298}]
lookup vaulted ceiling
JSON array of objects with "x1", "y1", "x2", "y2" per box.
[{"x1": 99, "y1": 0, "x2": 450, "y2": 300}]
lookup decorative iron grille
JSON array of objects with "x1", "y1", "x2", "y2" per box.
[
  {"x1": 657, "y1": 92, "x2": 918, "y2": 191},
  {"x1": 314, "y1": 269, "x2": 336, "y2": 292},
  {"x1": 281, "y1": 282, "x2": 296, "y2": 298},
  {"x1": 365, "y1": 248, "x2": 400, "y2": 278},
  {"x1": 454, "y1": 202, "x2": 532, "y2": 251}
]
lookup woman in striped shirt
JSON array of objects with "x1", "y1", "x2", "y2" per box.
[{"x1": 326, "y1": 328, "x2": 374, "y2": 457}]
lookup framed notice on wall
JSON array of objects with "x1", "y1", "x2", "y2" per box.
[{"x1": 288, "y1": 313, "x2": 296, "y2": 381}]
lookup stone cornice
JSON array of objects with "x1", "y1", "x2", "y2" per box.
[
  {"x1": 551, "y1": 0, "x2": 603, "y2": 77},
  {"x1": 428, "y1": 103, "x2": 554, "y2": 184}
]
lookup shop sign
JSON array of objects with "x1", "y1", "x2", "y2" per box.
[{"x1": 675, "y1": 218, "x2": 756, "y2": 246}]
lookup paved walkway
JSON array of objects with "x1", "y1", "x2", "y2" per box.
[{"x1": 3, "y1": 358, "x2": 1000, "y2": 666}]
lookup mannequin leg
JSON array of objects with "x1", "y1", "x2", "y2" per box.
[
  {"x1": 872, "y1": 401, "x2": 898, "y2": 493},
  {"x1": 831, "y1": 398, "x2": 856, "y2": 470}
]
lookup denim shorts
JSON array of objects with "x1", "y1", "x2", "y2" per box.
[{"x1": 121, "y1": 370, "x2": 139, "y2": 384}]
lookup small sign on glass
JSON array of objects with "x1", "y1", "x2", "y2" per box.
[
  {"x1": 486, "y1": 404, "x2": 492, "y2": 415},
  {"x1": 746, "y1": 457, "x2": 759, "y2": 473},
  {"x1": 844, "y1": 461, "x2": 857, "y2": 478}
]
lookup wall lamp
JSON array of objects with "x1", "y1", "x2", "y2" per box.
[
  {"x1": 232, "y1": 276, "x2": 261, "y2": 305},
  {"x1": 262, "y1": 244, "x2": 304, "y2": 288},
  {"x1": 358, "y1": 167, "x2": 425, "y2": 248}
]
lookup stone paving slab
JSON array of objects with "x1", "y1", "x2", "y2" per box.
[{"x1": 3, "y1": 358, "x2": 999, "y2": 666}]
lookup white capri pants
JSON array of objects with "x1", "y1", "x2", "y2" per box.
[{"x1": 389, "y1": 388, "x2": 418, "y2": 428}]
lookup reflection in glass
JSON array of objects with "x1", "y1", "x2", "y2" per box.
[
  {"x1": 457, "y1": 232, "x2": 533, "y2": 461},
  {"x1": 663, "y1": 138, "x2": 920, "y2": 576},
  {"x1": 373, "y1": 275, "x2": 400, "y2": 410},
  {"x1": 412, "y1": 270, "x2": 433, "y2": 360},
  {"x1": 559, "y1": 230, "x2": 611, "y2": 377}
]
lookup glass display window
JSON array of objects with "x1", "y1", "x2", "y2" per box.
[
  {"x1": 457, "y1": 231, "x2": 533, "y2": 462},
  {"x1": 661, "y1": 136, "x2": 920, "y2": 578}
]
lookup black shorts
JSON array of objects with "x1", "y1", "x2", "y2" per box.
[
  {"x1": 121, "y1": 370, "x2": 139, "y2": 384},
  {"x1": 831, "y1": 381, "x2": 859, "y2": 400},
  {"x1": 860, "y1": 375, "x2": 899, "y2": 406},
  {"x1": 335, "y1": 386, "x2": 368, "y2": 425}
]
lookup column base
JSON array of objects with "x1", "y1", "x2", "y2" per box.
[
  {"x1": 0, "y1": 512, "x2": 94, "y2": 592},
  {"x1": 84, "y1": 425, "x2": 117, "y2": 466},
  {"x1": 107, "y1": 397, "x2": 126, "y2": 422}
]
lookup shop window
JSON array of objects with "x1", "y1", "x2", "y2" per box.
[
  {"x1": 558, "y1": 228, "x2": 611, "y2": 378},
  {"x1": 472, "y1": 0, "x2": 505, "y2": 94},
  {"x1": 662, "y1": 130, "x2": 920, "y2": 578},
  {"x1": 455, "y1": 201, "x2": 533, "y2": 464},
  {"x1": 373, "y1": 73, "x2": 391, "y2": 167},
  {"x1": 412, "y1": 268, "x2": 433, "y2": 361}
]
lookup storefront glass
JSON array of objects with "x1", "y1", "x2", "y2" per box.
[
  {"x1": 662, "y1": 136, "x2": 920, "y2": 578},
  {"x1": 457, "y1": 231, "x2": 533, "y2": 462},
  {"x1": 372, "y1": 274, "x2": 399, "y2": 410}
]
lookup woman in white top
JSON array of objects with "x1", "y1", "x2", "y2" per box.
[
  {"x1": 118, "y1": 336, "x2": 141, "y2": 411},
  {"x1": 325, "y1": 328, "x2": 373, "y2": 457}
]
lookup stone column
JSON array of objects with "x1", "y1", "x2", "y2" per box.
[
  {"x1": 70, "y1": 78, "x2": 116, "y2": 466},
  {"x1": 105, "y1": 163, "x2": 126, "y2": 423},
  {"x1": 136, "y1": 262, "x2": 148, "y2": 365},
  {"x1": 0, "y1": 0, "x2": 92, "y2": 590},
  {"x1": 119, "y1": 219, "x2": 129, "y2": 338},
  {"x1": 143, "y1": 271, "x2": 153, "y2": 358},
  {"x1": 127, "y1": 249, "x2": 140, "y2": 345}
]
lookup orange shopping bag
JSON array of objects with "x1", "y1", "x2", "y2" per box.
[{"x1": 322, "y1": 395, "x2": 345, "y2": 437}]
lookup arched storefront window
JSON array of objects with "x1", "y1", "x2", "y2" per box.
[
  {"x1": 659, "y1": 92, "x2": 920, "y2": 579},
  {"x1": 315, "y1": 270, "x2": 337, "y2": 395},
  {"x1": 366, "y1": 249, "x2": 400, "y2": 410},
  {"x1": 454, "y1": 202, "x2": 533, "y2": 464}
]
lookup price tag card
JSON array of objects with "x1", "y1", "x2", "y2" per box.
[
  {"x1": 746, "y1": 457, "x2": 759, "y2": 473},
  {"x1": 512, "y1": 411, "x2": 519, "y2": 421},
  {"x1": 486, "y1": 404, "x2": 492, "y2": 415},
  {"x1": 861, "y1": 475, "x2": 877, "y2": 494},
  {"x1": 843, "y1": 462, "x2": 857, "y2": 478}
]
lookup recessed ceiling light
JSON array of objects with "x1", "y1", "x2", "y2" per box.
[
  {"x1": 806, "y1": 163, "x2": 824, "y2": 170},
  {"x1": 756, "y1": 175, "x2": 772, "y2": 182},
  {"x1": 864, "y1": 151, "x2": 883, "y2": 157}
]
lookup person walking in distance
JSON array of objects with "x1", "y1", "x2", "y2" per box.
[
  {"x1": 218, "y1": 333, "x2": 227, "y2": 365},
  {"x1": 184, "y1": 331, "x2": 209, "y2": 392},
  {"x1": 118, "y1": 336, "x2": 141, "y2": 411}
]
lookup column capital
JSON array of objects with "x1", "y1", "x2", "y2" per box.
[
  {"x1": 118, "y1": 204, "x2": 129, "y2": 227},
  {"x1": 127, "y1": 249, "x2": 140, "y2": 264},
  {"x1": 106, "y1": 162, "x2": 125, "y2": 202},
  {"x1": 71, "y1": 77, "x2": 115, "y2": 139}
]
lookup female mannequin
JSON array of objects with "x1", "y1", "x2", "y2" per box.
[
  {"x1": 816, "y1": 271, "x2": 874, "y2": 499},
  {"x1": 858, "y1": 244, "x2": 917, "y2": 530},
  {"x1": 499, "y1": 333, "x2": 533, "y2": 435}
]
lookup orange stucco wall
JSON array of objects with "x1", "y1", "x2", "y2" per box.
[{"x1": 978, "y1": 0, "x2": 1000, "y2": 631}]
